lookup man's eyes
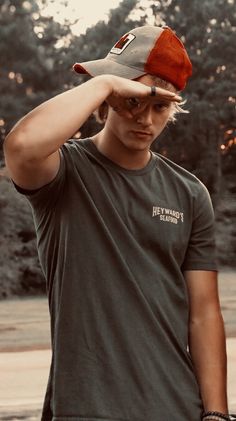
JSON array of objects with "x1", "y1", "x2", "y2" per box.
[
  {"x1": 126, "y1": 98, "x2": 171, "y2": 112},
  {"x1": 127, "y1": 97, "x2": 142, "y2": 108},
  {"x1": 154, "y1": 103, "x2": 170, "y2": 111}
]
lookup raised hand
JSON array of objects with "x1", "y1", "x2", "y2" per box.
[{"x1": 105, "y1": 75, "x2": 182, "y2": 118}]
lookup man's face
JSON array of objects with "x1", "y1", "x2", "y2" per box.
[{"x1": 104, "y1": 74, "x2": 176, "y2": 153}]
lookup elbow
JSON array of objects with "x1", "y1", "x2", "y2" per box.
[
  {"x1": 4, "y1": 127, "x2": 25, "y2": 151},
  {"x1": 189, "y1": 310, "x2": 225, "y2": 331},
  {"x1": 4, "y1": 127, "x2": 35, "y2": 164}
]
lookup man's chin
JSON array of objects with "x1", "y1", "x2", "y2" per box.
[{"x1": 123, "y1": 142, "x2": 146, "y2": 150}]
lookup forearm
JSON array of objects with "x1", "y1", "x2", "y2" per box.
[
  {"x1": 189, "y1": 312, "x2": 228, "y2": 413},
  {"x1": 4, "y1": 74, "x2": 179, "y2": 189},
  {"x1": 4, "y1": 75, "x2": 113, "y2": 161},
  {"x1": 4, "y1": 74, "x2": 179, "y2": 164}
]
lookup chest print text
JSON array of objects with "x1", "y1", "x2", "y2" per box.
[{"x1": 152, "y1": 206, "x2": 184, "y2": 225}]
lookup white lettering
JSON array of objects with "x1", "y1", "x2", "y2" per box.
[
  {"x1": 160, "y1": 215, "x2": 178, "y2": 224},
  {"x1": 152, "y1": 207, "x2": 159, "y2": 217},
  {"x1": 152, "y1": 205, "x2": 184, "y2": 224}
]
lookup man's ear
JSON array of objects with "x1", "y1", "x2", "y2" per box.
[{"x1": 93, "y1": 102, "x2": 108, "y2": 124}]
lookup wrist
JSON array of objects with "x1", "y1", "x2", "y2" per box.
[{"x1": 93, "y1": 74, "x2": 118, "y2": 97}]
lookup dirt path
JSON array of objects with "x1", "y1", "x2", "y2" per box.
[
  {"x1": 218, "y1": 270, "x2": 236, "y2": 337},
  {"x1": 0, "y1": 271, "x2": 235, "y2": 419},
  {"x1": 0, "y1": 297, "x2": 50, "y2": 352}
]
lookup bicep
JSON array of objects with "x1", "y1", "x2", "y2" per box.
[{"x1": 4, "y1": 147, "x2": 60, "y2": 190}]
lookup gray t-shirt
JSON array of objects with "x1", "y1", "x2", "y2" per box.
[{"x1": 23, "y1": 139, "x2": 217, "y2": 421}]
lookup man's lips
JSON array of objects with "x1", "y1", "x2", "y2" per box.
[{"x1": 131, "y1": 130, "x2": 153, "y2": 137}]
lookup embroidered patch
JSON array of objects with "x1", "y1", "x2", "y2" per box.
[
  {"x1": 110, "y1": 33, "x2": 136, "y2": 55},
  {"x1": 152, "y1": 206, "x2": 184, "y2": 225}
]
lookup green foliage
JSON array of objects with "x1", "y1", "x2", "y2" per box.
[
  {"x1": 0, "y1": 175, "x2": 45, "y2": 298},
  {"x1": 147, "y1": 0, "x2": 236, "y2": 201},
  {"x1": 73, "y1": 0, "x2": 138, "y2": 60},
  {"x1": 69, "y1": 0, "x2": 236, "y2": 201},
  {"x1": 0, "y1": 0, "x2": 236, "y2": 299},
  {"x1": 69, "y1": 0, "x2": 140, "y2": 138},
  {"x1": 0, "y1": 0, "x2": 77, "y2": 153},
  {"x1": 0, "y1": 0, "x2": 141, "y2": 155},
  {"x1": 1, "y1": 0, "x2": 235, "y2": 188}
]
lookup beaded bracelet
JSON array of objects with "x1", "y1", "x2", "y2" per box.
[
  {"x1": 202, "y1": 416, "x2": 229, "y2": 421},
  {"x1": 202, "y1": 411, "x2": 236, "y2": 421}
]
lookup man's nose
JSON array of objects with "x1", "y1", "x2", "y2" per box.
[{"x1": 135, "y1": 104, "x2": 153, "y2": 126}]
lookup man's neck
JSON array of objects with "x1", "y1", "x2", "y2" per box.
[{"x1": 91, "y1": 130, "x2": 151, "y2": 170}]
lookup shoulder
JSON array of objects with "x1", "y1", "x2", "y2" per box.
[
  {"x1": 153, "y1": 152, "x2": 200, "y2": 185},
  {"x1": 60, "y1": 138, "x2": 96, "y2": 169},
  {"x1": 61, "y1": 138, "x2": 92, "y2": 155},
  {"x1": 153, "y1": 152, "x2": 210, "y2": 201}
]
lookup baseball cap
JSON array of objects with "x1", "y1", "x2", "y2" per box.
[{"x1": 73, "y1": 25, "x2": 192, "y2": 91}]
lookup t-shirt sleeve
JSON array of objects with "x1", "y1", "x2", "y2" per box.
[
  {"x1": 182, "y1": 183, "x2": 218, "y2": 272},
  {"x1": 13, "y1": 148, "x2": 66, "y2": 215}
]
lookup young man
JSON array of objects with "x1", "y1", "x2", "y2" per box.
[{"x1": 4, "y1": 26, "x2": 229, "y2": 421}]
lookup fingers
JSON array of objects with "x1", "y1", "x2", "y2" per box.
[
  {"x1": 106, "y1": 78, "x2": 183, "y2": 116},
  {"x1": 150, "y1": 86, "x2": 157, "y2": 96},
  {"x1": 150, "y1": 86, "x2": 182, "y2": 103},
  {"x1": 110, "y1": 76, "x2": 181, "y2": 101}
]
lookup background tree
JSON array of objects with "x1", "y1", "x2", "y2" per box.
[
  {"x1": 0, "y1": 0, "x2": 76, "y2": 159},
  {"x1": 0, "y1": 0, "x2": 79, "y2": 297},
  {"x1": 0, "y1": 0, "x2": 235, "y2": 298},
  {"x1": 68, "y1": 0, "x2": 141, "y2": 138},
  {"x1": 71, "y1": 0, "x2": 236, "y2": 204},
  {"x1": 0, "y1": 0, "x2": 142, "y2": 298},
  {"x1": 144, "y1": 0, "x2": 236, "y2": 205}
]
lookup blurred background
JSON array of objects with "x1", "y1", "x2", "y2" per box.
[
  {"x1": 0, "y1": 0, "x2": 236, "y2": 419},
  {"x1": 0, "y1": 0, "x2": 236, "y2": 298}
]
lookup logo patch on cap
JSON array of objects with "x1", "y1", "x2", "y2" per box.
[{"x1": 110, "y1": 33, "x2": 136, "y2": 55}]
